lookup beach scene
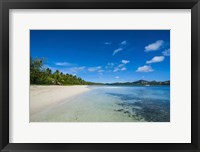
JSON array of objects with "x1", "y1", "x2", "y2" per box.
[{"x1": 30, "y1": 30, "x2": 170, "y2": 122}]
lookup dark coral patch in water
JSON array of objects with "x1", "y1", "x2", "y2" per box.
[{"x1": 108, "y1": 92, "x2": 170, "y2": 122}]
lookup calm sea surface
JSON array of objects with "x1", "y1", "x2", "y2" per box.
[{"x1": 31, "y1": 86, "x2": 170, "y2": 122}]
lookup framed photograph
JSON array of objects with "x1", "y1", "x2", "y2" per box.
[{"x1": 0, "y1": 0, "x2": 200, "y2": 152}]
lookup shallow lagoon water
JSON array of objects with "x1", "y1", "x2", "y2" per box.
[{"x1": 31, "y1": 86, "x2": 170, "y2": 122}]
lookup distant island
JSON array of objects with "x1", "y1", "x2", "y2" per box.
[
  {"x1": 30, "y1": 57, "x2": 169, "y2": 86},
  {"x1": 107, "y1": 80, "x2": 170, "y2": 86}
]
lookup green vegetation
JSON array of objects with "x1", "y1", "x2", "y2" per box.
[{"x1": 30, "y1": 57, "x2": 94, "y2": 85}]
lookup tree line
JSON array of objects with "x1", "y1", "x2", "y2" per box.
[{"x1": 30, "y1": 57, "x2": 94, "y2": 85}]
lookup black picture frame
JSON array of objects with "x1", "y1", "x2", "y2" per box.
[{"x1": 0, "y1": 0, "x2": 200, "y2": 151}]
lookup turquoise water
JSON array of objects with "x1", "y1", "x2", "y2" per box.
[{"x1": 31, "y1": 86, "x2": 170, "y2": 122}]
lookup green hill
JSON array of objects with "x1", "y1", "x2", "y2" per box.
[{"x1": 106, "y1": 80, "x2": 170, "y2": 86}]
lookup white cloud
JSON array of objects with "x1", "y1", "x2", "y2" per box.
[
  {"x1": 120, "y1": 40, "x2": 127, "y2": 45},
  {"x1": 118, "y1": 60, "x2": 130, "y2": 67},
  {"x1": 112, "y1": 41, "x2": 127, "y2": 56},
  {"x1": 55, "y1": 62, "x2": 72, "y2": 66},
  {"x1": 118, "y1": 64, "x2": 124, "y2": 68},
  {"x1": 113, "y1": 68, "x2": 119, "y2": 72},
  {"x1": 69, "y1": 66, "x2": 85, "y2": 73},
  {"x1": 78, "y1": 66, "x2": 85, "y2": 70},
  {"x1": 144, "y1": 40, "x2": 164, "y2": 52},
  {"x1": 121, "y1": 67, "x2": 126, "y2": 71},
  {"x1": 114, "y1": 67, "x2": 127, "y2": 72},
  {"x1": 104, "y1": 42, "x2": 112, "y2": 45},
  {"x1": 112, "y1": 48, "x2": 123, "y2": 56},
  {"x1": 88, "y1": 66, "x2": 102, "y2": 72},
  {"x1": 59, "y1": 66, "x2": 85, "y2": 74},
  {"x1": 146, "y1": 56, "x2": 165, "y2": 64},
  {"x1": 115, "y1": 76, "x2": 119, "y2": 79},
  {"x1": 136, "y1": 65, "x2": 154, "y2": 72},
  {"x1": 121, "y1": 60, "x2": 130, "y2": 64},
  {"x1": 113, "y1": 60, "x2": 130, "y2": 72},
  {"x1": 98, "y1": 70, "x2": 104, "y2": 73},
  {"x1": 162, "y1": 48, "x2": 170, "y2": 56},
  {"x1": 105, "y1": 62, "x2": 114, "y2": 69}
]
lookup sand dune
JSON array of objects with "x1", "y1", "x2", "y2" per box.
[{"x1": 30, "y1": 85, "x2": 90, "y2": 115}]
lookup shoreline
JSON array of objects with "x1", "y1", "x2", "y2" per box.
[{"x1": 30, "y1": 85, "x2": 90, "y2": 115}]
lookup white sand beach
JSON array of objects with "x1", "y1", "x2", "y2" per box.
[{"x1": 30, "y1": 85, "x2": 90, "y2": 115}]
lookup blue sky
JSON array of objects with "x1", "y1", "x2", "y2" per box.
[{"x1": 30, "y1": 30, "x2": 170, "y2": 83}]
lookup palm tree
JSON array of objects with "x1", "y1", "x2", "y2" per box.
[
  {"x1": 46, "y1": 68, "x2": 52, "y2": 75},
  {"x1": 53, "y1": 70, "x2": 61, "y2": 85}
]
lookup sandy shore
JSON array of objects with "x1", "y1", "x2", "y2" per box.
[{"x1": 30, "y1": 85, "x2": 90, "y2": 115}]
